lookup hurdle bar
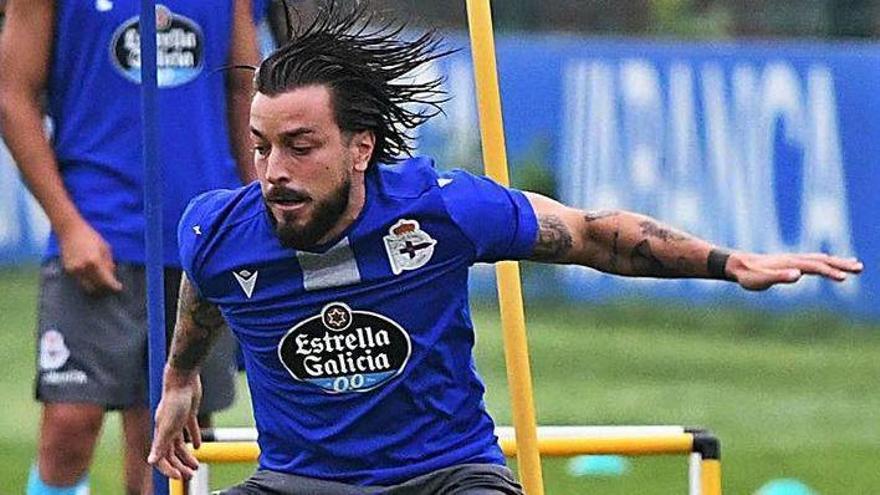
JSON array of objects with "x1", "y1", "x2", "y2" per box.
[{"x1": 169, "y1": 426, "x2": 722, "y2": 495}]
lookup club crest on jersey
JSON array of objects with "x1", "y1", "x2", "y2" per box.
[
  {"x1": 277, "y1": 302, "x2": 412, "y2": 394},
  {"x1": 110, "y1": 4, "x2": 204, "y2": 87},
  {"x1": 383, "y1": 219, "x2": 437, "y2": 275}
]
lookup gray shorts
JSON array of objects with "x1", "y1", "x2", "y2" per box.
[
  {"x1": 219, "y1": 463, "x2": 524, "y2": 495},
  {"x1": 35, "y1": 260, "x2": 237, "y2": 413}
]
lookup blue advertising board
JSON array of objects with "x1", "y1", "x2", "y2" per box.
[{"x1": 0, "y1": 34, "x2": 876, "y2": 316}]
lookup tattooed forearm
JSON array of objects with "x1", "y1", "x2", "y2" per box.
[
  {"x1": 639, "y1": 220, "x2": 690, "y2": 243},
  {"x1": 609, "y1": 230, "x2": 621, "y2": 272},
  {"x1": 169, "y1": 275, "x2": 225, "y2": 373},
  {"x1": 584, "y1": 210, "x2": 620, "y2": 222},
  {"x1": 530, "y1": 214, "x2": 574, "y2": 262},
  {"x1": 578, "y1": 210, "x2": 710, "y2": 278},
  {"x1": 522, "y1": 192, "x2": 717, "y2": 279},
  {"x1": 630, "y1": 240, "x2": 669, "y2": 275},
  {"x1": 191, "y1": 297, "x2": 225, "y2": 329}
]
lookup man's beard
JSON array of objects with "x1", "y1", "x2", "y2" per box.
[{"x1": 264, "y1": 178, "x2": 351, "y2": 250}]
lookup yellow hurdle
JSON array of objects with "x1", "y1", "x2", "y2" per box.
[{"x1": 169, "y1": 426, "x2": 722, "y2": 495}]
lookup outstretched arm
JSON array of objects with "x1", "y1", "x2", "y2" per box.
[
  {"x1": 148, "y1": 275, "x2": 226, "y2": 480},
  {"x1": 525, "y1": 192, "x2": 863, "y2": 291}
]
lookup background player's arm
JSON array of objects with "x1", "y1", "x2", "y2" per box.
[
  {"x1": 149, "y1": 274, "x2": 224, "y2": 480},
  {"x1": 524, "y1": 192, "x2": 862, "y2": 291},
  {"x1": 0, "y1": 0, "x2": 121, "y2": 294},
  {"x1": 226, "y1": 0, "x2": 260, "y2": 184}
]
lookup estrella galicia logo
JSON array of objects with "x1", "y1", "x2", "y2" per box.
[
  {"x1": 278, "y1": 303, "x2": 412, "y2": 394},
  {"x1": 110, "y1": 4, "x2": 204, "y2": 87}
]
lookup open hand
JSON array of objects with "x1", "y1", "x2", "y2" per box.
[
  {"x1": 147, "y1": 372, "x2": 203, "y2": 480},
  {"x1": 728, "y1": 252, "x2": 863, "y2": 291}
]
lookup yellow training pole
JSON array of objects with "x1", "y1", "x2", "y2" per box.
[
  {"x1": 465, "y1": 1, "x2": 544, "y2": 494},
  {"x1": 169, "y1": 478, "x2": 184, "y2": 495}
]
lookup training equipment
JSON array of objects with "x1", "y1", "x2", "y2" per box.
[{"x1": 170, "y1": 426, "x2": 722, "y2": 495}]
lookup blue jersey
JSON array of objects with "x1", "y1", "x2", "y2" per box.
[
  {"x1": 179, "y1": 157, "x2": 538, "y2": 485},
  {"x1": 47, "y1": 0, "x2": 242, "y2": 266}
]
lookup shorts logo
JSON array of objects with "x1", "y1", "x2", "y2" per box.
[
  {"x1": 383, "y1": 219, "x2": 437, "y2": 275},
  {"x1": 110, "y1": 4, "x2": 204, "y2": 87},
  {"x1": 39, "y1": 329, "x2": 70, "y2": 371},
  {"x1": 278, "y1": 302, "x2": 412, "y2": 394}
]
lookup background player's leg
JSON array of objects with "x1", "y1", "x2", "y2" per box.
[
  {"x1": 122, "y1": 406, "x2": 152, "y2": 495},
  {"x1": 34, "y1": 403, "x2": 103, "y2": 486}
]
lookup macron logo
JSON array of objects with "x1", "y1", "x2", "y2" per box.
[
  {"x1": 95, "y1": 0, "x2": 114, "y2": 12},
  {"x1": 233, "y1": 269, "x2": 258, "y2": 299}
]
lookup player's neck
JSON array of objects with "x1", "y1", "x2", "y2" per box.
[{"x1": 315, "y1": 173, "x2": 366, "y2": 245}]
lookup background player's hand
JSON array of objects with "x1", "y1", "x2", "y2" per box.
[
  {"x1": 148, "y1": 370, "x2": 203, "y2": 480},
  {"x1": 727, "y1": 252, "x2": 863, "y2": 291},
  {"x1": 57, "y1": 220, "x2": 123, "y2": 295}
]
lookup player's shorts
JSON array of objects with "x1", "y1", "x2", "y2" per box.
[
  {"x1": 218, "y1": 463, "x2": 524, "y2": 494},
  {"x1": 34, "y1": 259, "x2": 236, "y2": 413}
]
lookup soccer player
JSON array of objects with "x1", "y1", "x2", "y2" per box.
[
  {"x1": 0, "y1": 1, "x2": 259, "y2": 493},
  {"x1": 149, "y1": 4, "x2": 863, "y2": 494}
]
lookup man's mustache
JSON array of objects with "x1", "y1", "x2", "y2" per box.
[{"x1": 265, "y1": 187, "x2": 311, "y2": 202}]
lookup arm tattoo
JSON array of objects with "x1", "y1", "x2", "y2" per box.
[
  {"x1": 630, "y1": 239, "x2": 668, "y2": 275},
  {"x1": 530, "y1": 214, "x2": 573, "y2": 262},
  {"x1": 169, "y1": 275, "x2": 225, "y2": 372},
  {"x1": 191, "y1": 296, "x2": 225, "y2": 329},
  {"x1": 639, "y1": 220, "x2": 690, "y2": 242},
  {"x1": 609, "y1": 230, "x2": 621, "y2": 272},
  {"x1": 584, "y1": 210, "x2": 620, "y2": 222},
  {"x1": 575, "y1": 209, "x2": 710, "y2": 278}
]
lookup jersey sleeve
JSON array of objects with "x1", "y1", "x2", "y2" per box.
[
  {"x1": 177, "y1": 190, "x2": 225, "y2": 295},
  {"x1": 440, "y1": 169, "x2": 538, "y2": 263}
]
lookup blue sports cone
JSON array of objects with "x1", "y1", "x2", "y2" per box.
[
  {"x1": 755, "y1": 478, "x2": 818, "y2": 495},
  {"x1": 566, "y1": 455, "x2": 630, "y2": 477}
]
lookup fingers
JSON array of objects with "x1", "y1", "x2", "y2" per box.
[
  {"x1": 62, "y1": 230, "x2": 124, "y2": 294},
  {"x1": 775, "y1": 268, "x2": 802, "y2": 284},
  {"x1": 791, "y1": 258, "x2": 847, "y2": 281},
  {"x1": 791, "y1": 255, "x2": 865, "y2": 281},
  {"x1": 186, "y1": 413, "x2": 202, "y2": 449},
  {"x1": 152, "y1": 454, "x2": 197, "y2": 481},
  {"x1": 148, "y1": 435, "x2": 200, "y2": 480},
  {"x1": 797, "y1": 253, "x2": 863, "y2": 274},
  {"x1": 165, "y1": 446, "x2": 198, "y2": 480},
  {"x1": 92, "y1": 259, "x2": 124, "y2": 293},
  {"x1": 69, "y1": 258, "x2": 123, "y2": 294},
  {"x1": 176, "y1": 436, "x2": 201, "y2": 470},
  {"x1": 741, "y1": 268, "x2": 801, "y2": 291},
  {"x1": 824, "y1": 256, "x2": 863, "y2": 273},
  {"x1": 153, "y1": 457, "x2": 183, "y2": 480}
]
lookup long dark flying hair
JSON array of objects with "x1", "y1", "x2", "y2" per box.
[{"x1": 255, "y1": 1, "x2": 456, "y2": 167}]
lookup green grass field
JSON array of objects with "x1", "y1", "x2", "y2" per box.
[{"x1": 2, "y1": 266, "x2": 878, "y2": 493}]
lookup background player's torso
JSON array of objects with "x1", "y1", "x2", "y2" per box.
[{"x1": 48, "y1": 0, "x2": 241, "y2": 265}]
